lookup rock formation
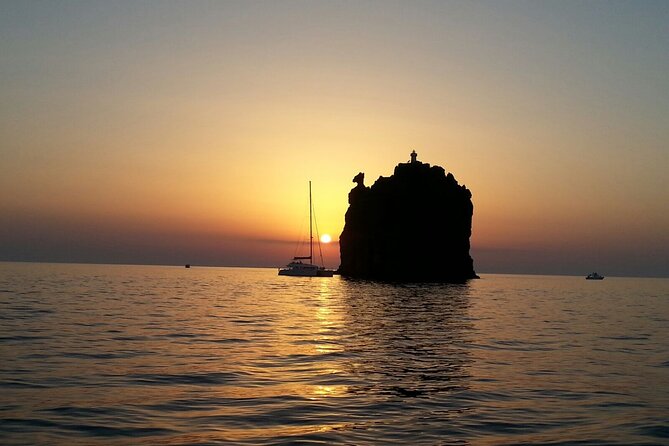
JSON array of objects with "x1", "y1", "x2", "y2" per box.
[{"x1": 338, "y1": 151, "x2": 478, "y2": 282}]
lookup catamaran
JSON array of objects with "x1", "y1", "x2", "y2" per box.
[{"x1": 278, "y1": 181, "x2": 335, "y2": 277}]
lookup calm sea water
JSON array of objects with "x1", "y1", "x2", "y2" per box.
[{"x1": 0, "y1": 262, "x2": 667, "y2": 445}]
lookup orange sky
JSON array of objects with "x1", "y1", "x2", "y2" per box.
[{"x1": 1, "y1": 2, "x2": 667, "y2": 276}]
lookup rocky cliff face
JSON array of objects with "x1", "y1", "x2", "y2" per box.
[{"x1": 338, "y1": 152, "x2": 477, "y2": 282}]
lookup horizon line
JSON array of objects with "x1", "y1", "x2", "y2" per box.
[{"x1": 1, "y1": 260, "x2": 667, "y2": 280}]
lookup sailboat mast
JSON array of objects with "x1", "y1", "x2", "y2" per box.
[{"x1": 309, "y1": 180, "x2": 313, "y2": 263}]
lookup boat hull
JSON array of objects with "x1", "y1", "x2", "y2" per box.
[
  {"x1": 278, "y1": 263, "x2": 335, "y2": 277},
  {"x1": 278, "y1": 268, "x2": 318, "y2": 277}
]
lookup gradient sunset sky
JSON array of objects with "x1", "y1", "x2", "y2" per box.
[{"x1": 1, "y1": 1, "x2": 667, "y2": 277}]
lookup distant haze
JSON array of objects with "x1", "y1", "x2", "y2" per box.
[{"x1": 1, "y1": 1, "x2": 668, "y2": 277}]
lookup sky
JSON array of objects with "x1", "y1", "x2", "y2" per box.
[{"x1": 1, "y1": 0, "x2": 668, "y2": 277}]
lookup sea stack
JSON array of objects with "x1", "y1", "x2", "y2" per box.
[{"x1": 338, "y1": 151, "x2": 478, "y2": 282}]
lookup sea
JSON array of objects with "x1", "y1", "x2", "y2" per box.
[{"x1": 0, "y1": 262, "x2": 667, "y2": 445}]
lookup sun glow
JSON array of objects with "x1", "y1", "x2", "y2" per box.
[{"x1": 320, "y1": 234, "x2": 332, "y2": 243}]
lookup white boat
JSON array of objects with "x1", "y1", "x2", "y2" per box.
[
  {"x1": 278, "y1": 260, "x2": 334, "y2": 277},
  {"x1": 278, "y1": 181, "x2": 335, "y2": 277},
  {"x1": 586, "y1": 272, "x2": 604, "y2": 280}
]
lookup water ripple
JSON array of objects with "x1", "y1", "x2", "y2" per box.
[{"x1": 0, "y1": 264, "x2": 667, "y2": 445}]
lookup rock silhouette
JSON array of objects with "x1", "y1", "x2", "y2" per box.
[{"x1": 339, "y1": 151, "x2": 478, "y2": 282}]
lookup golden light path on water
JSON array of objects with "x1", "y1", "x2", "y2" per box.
[{"x1": 312, "y1": 278, "x2": 347, "y2": 400}]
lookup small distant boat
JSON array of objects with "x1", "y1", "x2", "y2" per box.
[
  {"x1": 279, "y1": 181, "x2": 335, "y2": 277},
  {"x1": 586, "y1": 272, "x2": 604, "y2": 280}
]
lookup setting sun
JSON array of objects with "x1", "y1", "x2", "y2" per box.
[{"x1": 320, "y1": 234, "x2": 332, "y2": 244}]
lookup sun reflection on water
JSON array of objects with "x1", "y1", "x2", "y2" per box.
[
  {"x1": 311, "y1": 384, "x2": 348, "y2": 398},
  {"x1": 314, "y1": 278, "x2": 342, "y2": 355}
]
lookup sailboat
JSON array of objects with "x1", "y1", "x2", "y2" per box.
[{"x1": 278, "y1": 181, "x2": 335, "y2": 277}]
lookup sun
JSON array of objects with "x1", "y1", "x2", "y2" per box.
[{"x1": 320, "y1": 234, "x2": 332, "y2": 243}]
